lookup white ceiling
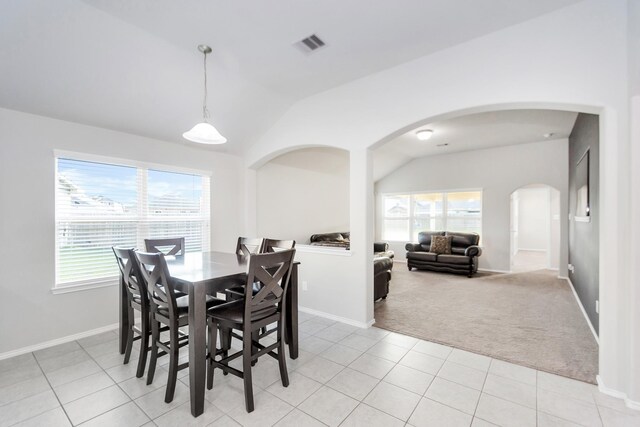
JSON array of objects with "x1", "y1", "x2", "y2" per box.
[
  {"x1": 0, "y1": 0, "x2": 581, "y2": 154},
  {"x1": 373, "y1": 109, "x2": 579, "y2": 181}
]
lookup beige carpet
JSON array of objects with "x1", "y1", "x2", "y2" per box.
[{"x1": 374, "y1": 267, "x2": 599, "y2": 383}]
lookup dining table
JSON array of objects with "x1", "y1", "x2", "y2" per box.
[{"x1": 118, "y1": 250, "x2": 300, "y2": 417}]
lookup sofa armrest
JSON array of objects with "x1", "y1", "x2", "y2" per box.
[
  {"x1": 405, "y1": 243, "x2": 422, "y2": 251},
  {"x1": 465, "y1": 245, "x2": 482, "y2": 257},
  {"x1": 374, "y1": 242, "x2": 389, "y2": 253}
]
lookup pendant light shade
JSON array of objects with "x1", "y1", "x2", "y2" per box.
[
  {"x1": 183, "y1": 44, "x2": 227, "y2": 145},
  {"x1": 183, "y1": 122, "x2": 227, "y2": 144}
]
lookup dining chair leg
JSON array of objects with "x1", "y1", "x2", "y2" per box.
[
  {"x1": 242, "y1": 329, "x2": 255, "y2": 413},
  {"x1": 207, "y1": 319, "x2": 217, "y2": 390},
  {"x1": 277, "y1": 320, "x2": 289, "y2": 387},
  {"x1": 136, "y1": 313, "x2": 150, "y2": 378},
  {"x1": 123, "y1": 307, "x2": 135, "y2": 364},
  {"x1": 221, "y1": 327, "x2": 230, "y2": 376},
  {"x1": 147, "y1": 318, "x2": 159, "y2": 385},
  {"x1": 165, "y1": 322, "x2": 180, "y2": 403},
  {"x1": 251, "y1": 331, "x2": 259, "y2": 367}
]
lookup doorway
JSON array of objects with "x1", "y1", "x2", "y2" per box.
[{"x1": 510, "y1": 184, "x2": 561, "y2": 273}]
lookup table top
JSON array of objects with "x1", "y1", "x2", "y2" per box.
[{"x1": 165, "y1": 251, "x2": 249, "y2": 285}]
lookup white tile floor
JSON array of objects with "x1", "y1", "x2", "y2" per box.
[{"x1": 1, "y1": 313, "x2": 639, "y2": 427}]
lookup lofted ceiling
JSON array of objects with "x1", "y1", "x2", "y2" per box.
[
  {"x1": 373, "y1": 109, "x2": 579, "y2": 181},
  {"x1": 0, "y1": 0, "x2": 581, "y2": 154}
]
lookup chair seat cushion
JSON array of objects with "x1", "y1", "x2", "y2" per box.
[
  {"x1": 226, "y1": 282, "x2": 261, "y2": 297},
  {"x1": 158, "y1": 295, "x2": 225, "y2": 315},
  {"x1": 437, "y1": 254, "x2": 471, "y2": 265},
  {"x1": 208, "y1": 300, "x2": 277, "y2": 324},
  {"x1": 407, "y1": 252, "x2": 438, "y2": 262}
]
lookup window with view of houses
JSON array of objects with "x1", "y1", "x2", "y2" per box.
[
  {"x1": 381, "y1": 190, "x2": 482, "y2": 242},
  {"x1": 55, "y1": 156, "x2": 210, "y2": 289}
]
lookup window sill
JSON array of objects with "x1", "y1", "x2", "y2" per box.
[{"x1": 51, "y1": 278, "x2": 118, "y2": 294}]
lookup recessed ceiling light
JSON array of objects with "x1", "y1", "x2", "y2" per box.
[
  {"x1": 544, "y1": 132, "x2": 555, "y2": 138},
  {"x1": 416, "y1": 129, "x2": 434, "y2": 141}
]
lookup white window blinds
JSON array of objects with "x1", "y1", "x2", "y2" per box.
[
  {"x1": 55, "y1": 156, "x2": 210, "y2": 289},
  {"x1": 382, "y1": 190, "x2": 482, "y2": 242}
]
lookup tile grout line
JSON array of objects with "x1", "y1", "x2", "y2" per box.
[
  {"x1": 471, "y1": 357, "x2": 491, "y2": 422},
  {"x1": 403, "y1": 339, "x2": 451, "y2": 425},
  {"x1": 30, "y1": 349, "x2": 75, "y2": 427},
  {"x1": 80, "y1": 336, "x2": 152, "y2": 426}
]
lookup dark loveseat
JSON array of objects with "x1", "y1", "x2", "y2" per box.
[{"x1": 405, "y1": 231, "x2": 482, "y2": 277}]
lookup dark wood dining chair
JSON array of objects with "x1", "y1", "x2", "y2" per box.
[
  {"x1": 134, "y1": 251, "x2": 225, "y2": 403},
  {"x1": 144, "y1": 237, "x2": 185, "y2": 256},
  {"x1": 262, "y1": 239, "x2": 296, "y2": 253},
  {"x1": 226, "y1": 237, "x2": 265, "y2": 300},
  {"x1": 112, "y1": 247, "x2": 152, "y2": 378},
  {"x1": 206, "y1": 249, "x2": 296, "y2": 412},
  {"x1": 235, "y1": 237, "x2": 264, "y2": 256}
]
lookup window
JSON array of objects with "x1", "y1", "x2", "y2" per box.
[
  {"x1": 55, "y1": 155, "x2": 210, "y2": 290},
  {"x1": 381, "y1": 190, "x2": 482, "y2": 241}
]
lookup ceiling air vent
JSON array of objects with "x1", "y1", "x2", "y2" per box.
[{"x1": 295, "y1": 34, "x2": 326, "y2": 53}]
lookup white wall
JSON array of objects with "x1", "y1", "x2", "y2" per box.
[
  {"x1": 244, "y1": 0, "x2": 633, "y2": 402},
  {"x1": 375, "y1": 140, "x2": 568, "y2": 274},
  {"x1": 516, "y1": 187, "x2": 550, "y2": 252},
  {"x1": 256, "y1": 148, "x2": 349, "y2": 244},
  {"x1": 0, "y1": 108, "x2": 245, "y2": 354},
  {"x1": 549, "y1": 189, "x2": 561, "y2": 270}
]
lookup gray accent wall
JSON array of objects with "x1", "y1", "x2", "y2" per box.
[{"x1": 568, "y1": 113, "x2": 599, "y2": 334}]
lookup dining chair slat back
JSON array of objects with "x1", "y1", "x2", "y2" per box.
[
  {"x1": 134, "y1": 251, "x2": 178, "y2": 315},
  {"x1": 144, "y1": 237, "x2": 185, "y2": 256},
  {"x1": 261, "y1": 239, "x2": 296, "y2": 253},
  {"x1": 235, "y1": 237, "x2": 264, "y2": 257}
]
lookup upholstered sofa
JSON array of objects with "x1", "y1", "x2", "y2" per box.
[
  {"x1": 405, "y1": 231, "x2": 482, "y2": 277},
  {"x1": 374, "y1": 256, "x2": 393, "y2": 301},
  {"x1": 309, "y1": 232, "x2": 350, "y2": 248},
  {"x1": 374, "y1": 242, "x2": 395, "y2": 259}
]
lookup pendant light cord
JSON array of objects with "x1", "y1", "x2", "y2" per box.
[{"x1": 203, "y1": 50, "x2": 210, "y2": 121}]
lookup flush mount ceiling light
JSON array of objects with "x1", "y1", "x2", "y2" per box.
[
  {"x1": 183, "y1": 45, "x2": 227, "y2": 145},
  {"x1": 416, "y1": 129, "x2": 434, "y2": 141}
]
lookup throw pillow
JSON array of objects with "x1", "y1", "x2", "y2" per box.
[{"x1": 430, "y1": 235, "x2": 452, "y2": 254}]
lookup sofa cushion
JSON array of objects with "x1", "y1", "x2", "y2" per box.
[
  {"x1": 417, "y1": 231, "x2": 445, "y2": 251},
  {"x1": 313, "y1": 232, "x2": 346, "y2": 242},
  {"x1": 430, "y1": 235, "x2": 452, "y2": 254},
  {"x1": 451, "y1": 247, "x2": 466, "y2": 255},
  {"x1": 446, "y1": 231, "x2": 480, "y2": 248},
  {"x1": 407, "y1": 252, "x2": 438, "y2": 262},
  {"x1": 374, "y1": 256, "x2": 393, "y2": 274},
  {"x1": 437, "y1": 254, "x2": 471, "y2": 265}
]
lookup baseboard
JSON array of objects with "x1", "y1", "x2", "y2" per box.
[
  {"x1": 478, "y1": 268, "x2": 511, "y2": 274},
  {"x1": 597, "y1": 375, "x2": 640, "y2": 411},
  {"x1": 564, "y1": 277, "x2": 599, "y2": 345},
  {"x1": 0, "y1": 322, "x2": 119, "y2": 361},
  {"x1": 299, "y1": 306, "x2": 373, "y2": 328}
]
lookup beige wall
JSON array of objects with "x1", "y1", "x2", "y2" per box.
[
  {"x1": 256, "y1": 147, "x2": 349, "y2": 244},
  {"x1": 0, "y1": 108, "x2": 245, "y2": 354}
]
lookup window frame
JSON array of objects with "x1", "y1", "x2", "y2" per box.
[
  {"x1": 380, "y1": 188, "x2": 483, "y2": 243},
  {"x1": 52, "y1": 150, "x2": 212, "y2": 294}
]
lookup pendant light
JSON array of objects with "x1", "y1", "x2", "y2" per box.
[{"x1": 183, "y1": 45, "x2": 227, "y2": 144}]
